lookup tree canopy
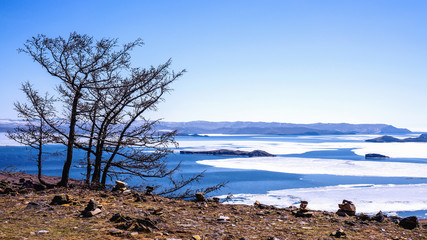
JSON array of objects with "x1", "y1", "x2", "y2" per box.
[{"x1": 8, "y1": 32, "x2": 223, "y2": 197}]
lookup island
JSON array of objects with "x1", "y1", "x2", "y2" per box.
[
  {"x1": 176, "y1": 133, "x2": 209, "y2": 137},
  {"x1": 365, "y1": 153, "x2": 390, "y2": 159},
  {"x1": 366, "y1": 134, "x2": 427, "y2": 143},
  {"x1": 180, "y1": 149, "x2": 276, "y2": 157}
]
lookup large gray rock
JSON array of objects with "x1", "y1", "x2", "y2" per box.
[{"x1": 399, "y1": 216, "x2": 419, "y2": 230}]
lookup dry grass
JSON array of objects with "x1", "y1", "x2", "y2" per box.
[{"x1": 0, "y1": 175, "x2": 425, "y2": 240}]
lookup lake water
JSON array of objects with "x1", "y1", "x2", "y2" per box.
[{"x1": 0, "y1": 133, "x2": 426, "y2": 218}]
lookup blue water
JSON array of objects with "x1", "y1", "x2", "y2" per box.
[{"x1": 0, "y1": 134, "x2": 426, "y2": 218}]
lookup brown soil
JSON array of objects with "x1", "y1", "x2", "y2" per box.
[{"x1": 0, "y1": 172, "x2": 425, "y2": 240}]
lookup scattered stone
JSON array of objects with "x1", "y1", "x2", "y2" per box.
[
  {"x1": 126, "y1": 218, "x2": 158, "y2": 233},
  {"x1": 23, "y1": 180, "x2": 34, "y2": 188},
  {"x1": 130, "y1": 232, "x2": 138, "y2": 236},
  {"x1": 398, "y1": 216, "x2": 419, "y2": 230},
  {"x1": 88, "y1": 208, "x2": 102, "y2": 216},
  {"x1": 153, "y1": 208, "x2": 164, "y2": 215},
  {"x1": 254, "y1": 200, "x2": 275, "y2": 209},
  {"x1": 207, "y1": 197, "x2": 221, "y2": 203},
  {"x1": 344, "y1": 220, "x2": 355, "y2": 226},
  {"x1": 357, "y1": 213, "x2": 371, "y2": 221},
  {"x1": 336, "y1": 200, "x2": 356, "y2": 216},
  {"x1": 112, "y1": 180, "x2": 127, "y2": 192},
  {"x1": 390, "y1": 216, "x2": 402, "y2": 224},
  {"x1": 191, "y1": 235, "x2": 202, "y2": 240},
  {"x1": 50, "y1": 195, "x2": 74, "y2": 205},
  {"x1": 323, "y1": 211, "x2": 332, "y2": 216},
  {"x1": 81, "y1": 199, "x2": 102, "y2": 217},
  {"x1": 294, "y1": 211, "x2": 313, "y2": 218},
  {"x1": 145, "y1": 186, "x2": 154, "y2": 195},
  {"x1": 122, "y1": 189, "x2": 132, "y2": 195},
  {"x1": 217, "y1": 215, "x2": 230, "y2": 223},
  {"x1": 284, "y1": 206, "x2": 298, "y2": 212},
  {"x1": 195, "y1": 192, "x2": 206, "y2": 202},
  {"x1": 25, "y1": 202, "x2": 53, "y2": 211},
  {"x1": 29, "y1": 232, "x2": 36, "y2": 236},
  {"x1": 133, "y1": 193, "x2": 146, "y2": 202},
  {"x1": 372, "y1": 211, "x2": 386, "y2": 222},
  {"x1": 99, "y1": 193, "x2": 109, "y2": 198},
  {"x1": 33, "y1": 183, "x2": 46, "y2": 191},
  {"x1": 110, "y1": 213, "x2": 158, "y2": 233},
  {"x1": 299, "y1": 200, "x2": 308, "y2": 210},
  {"x1": 143, "y1": 186, "x2": 157, "y2": 201},
  {"x1": 256, "y1": 211, "x2": 266, "y2": 216},
  {"x1": 108, "y1": 229, "x2": 124, "y2": 236},
  {"x1": 110, "y1": 213, "x2": 132, "y2": 223},
  {"x1": 3, "y1": 188, "x2": 14, "y2": 195},
  {"x1": 330, "y1": 228, "x2": 346, "y2": 238},
  {"x1": 37, "y1": 230, "x2": 49, "y2": 235}
]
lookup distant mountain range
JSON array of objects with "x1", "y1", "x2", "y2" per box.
[
  {"x1": 0, "y1": 119, "x2": 412, "y2": 135},
  {"x1": 157, "y1": 121, "x2": 411, "y2": 135},
  {"x1": 0, "y1": 120, "x2": 24, "y2": 133}
]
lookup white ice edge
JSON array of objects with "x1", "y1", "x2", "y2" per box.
[
  {"x1": 178, "y1": 137, "x2": 427, "y2": 159},
  {"x1": 197, "y1": 157, "x2": 427, "y2": 178},
  {"x1": 3, "y1": 132, "x2": 427, "y2": 159},
  {"x1": 216, "y1": 183, "x2": 427, "y2": 214}
]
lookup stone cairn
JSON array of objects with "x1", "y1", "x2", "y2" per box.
[
  {"x1": 80, "y1": 199, "x2": 102, "y2": 217},
  {"x1": 112, "y1": 180, "x2": 127, "y2": 192},
  {"x1": 293, "y1": 200, "x2": 314, "y2": 217},
  {"x1": 336, "y1": 200, "x2": 356, "y2": 216}
]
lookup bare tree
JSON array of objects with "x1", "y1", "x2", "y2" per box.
[
  {"x1": 19, "y1": 32, "x2": 143, "y2": 186},
  {"x1": 7, "y1": 82, "x2": 59, "y2": 186},
  {"x1": 16, "y1": 32, "x2": 225, "y2": 197},
  {"x1": 72, "y1": 58, "x2": 185, "y2": 186}
]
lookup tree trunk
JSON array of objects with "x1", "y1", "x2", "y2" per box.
[
  {"x1": 85, "y1": 152, "x2": 92, "y2": 184},
  {"x1": 57, "y1": 90, "x2": 81, "y2": 187},
  {"x1": 37, "y1": 142, "x2": 43, "y2": 184},
  {"x1": 36, "y1": 124, "x2": 53, "y2": 187},
  {"x1": 36, "y1": 144, "x2": 52, "y2": 187},
  {"x1": 100, "y1": 161, "x2": 111, "y2": 186},
  {"x1": 91, "y1": 141, "x2": 104, "y2": 185},
  {"x1": 85, "y1": 118, "x2": 96, "y2": 184}
]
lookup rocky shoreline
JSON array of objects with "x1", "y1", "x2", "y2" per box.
[{"x1": 0, "y1": 172, "x2": 425, "y2": 239}]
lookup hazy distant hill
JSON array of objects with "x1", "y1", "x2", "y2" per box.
[
  {"x1": 157, "y1": 121, "x2": 411, "y2": 135},
  {"x1": 0, "y1": 120, "x2": 23, "y2": 133},
  {"x1": 0, "y1": 119, "x2": 411, "y2": 135}
]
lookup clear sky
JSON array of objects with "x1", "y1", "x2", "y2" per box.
[{"x1": 1, "y1": 0, "x2": 427, "y2": 131}]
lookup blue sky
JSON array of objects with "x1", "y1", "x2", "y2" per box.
[{"x1": 1, "y1": 1, "x2": 427, "y2": 130}]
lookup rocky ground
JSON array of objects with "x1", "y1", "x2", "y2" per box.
[{"x1": 0, "y1": 172, "x2": 425, "y2": 240}]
